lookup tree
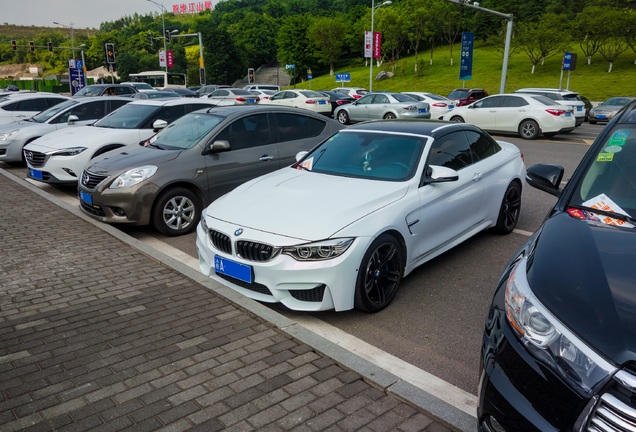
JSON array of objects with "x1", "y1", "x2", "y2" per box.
[
  {"x1": 403, "y1": 0, "x2": 431, "y2": 73},
  {"x1": 598, "y1": 8, "x2": 629, "y2": 72},
  {"x1": 374, "y1": 7, "x2": 407, "y2": 69},
  {"x1": 277, "y1": 15, "x2": 315, "y2": 81},
  {"x1": 307, "y1": 16, "x2": 347, "y2": 76},
  {"x1": 573, "y1": 6, "x2": 607, "y2": 65},
  {"x1": 516, "y1": 14, "x2": 570, "y2": 73},
  {"x1": 438, "y1": 1, "x2": 462, "y2": 66},
  {"x1": 227, "y1": 12, "x2": 279, "y2": 69},
  {"x1": 197, "y1": 19, "x2": 244, "y2": 84},
  {"x1": 625, "y1": 8, "x2": 636, "y2": 64}
]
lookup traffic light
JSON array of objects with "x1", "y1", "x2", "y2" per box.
[
  {"x1": 165, "y1": 30, "x2": 171, "y2": 43},
  {"x1": 11, "y1": 40, "x2": 16, "y2": 51},
  {"x1": 29, "y1": 41, "x2": 35, "y2": 52},
  {"x1": 48, "y1": 41, "x2": 53, "y2": 52},
  {"x1": 248, "y1": 68, "x2": 255, "y2": 84},
  {"x1": 105, "y1": 43, "x2": 115, "y2": 64}
]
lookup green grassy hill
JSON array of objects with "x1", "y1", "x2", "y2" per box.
[{"x1": 296, "y1": 42, "x2": 636, "y2": 102}]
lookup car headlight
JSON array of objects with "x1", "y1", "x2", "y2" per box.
[
  {"x1": 0, "y1": 129, "x2": 20, "y2": 141},
  {"x1": 505, "y1": 256, "x2": 616, "y2": 395},
  {"x1": 282, "y1": 238, "x2": 354, "y2": 261},
  {"x1": 49, "y1": 147, "x2": 87, "y2": 156},
  {"x1": 109, "y1": 165, "x2": 157, "y2": 189}
]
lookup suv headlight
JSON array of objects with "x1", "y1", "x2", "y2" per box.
[
  {"x1": 49, "y1": 147, "x2": 87, "y2": 156},
  {"x1": 0, "y1": 129, "x2": 19, "y2": 141},
  {"x1": 505, "y1": 256, "x2": 616, "y2": 395},
  {"x1": 109, "y1": 165, "x2": 157, "y2": 189},
  {"x1": 282, "y1": 238, "x2": 354, "y2": 261}
]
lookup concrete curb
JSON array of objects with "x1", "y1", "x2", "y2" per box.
[{"x1": 1, "y1": 167, "x2": 477, "y2": 432}]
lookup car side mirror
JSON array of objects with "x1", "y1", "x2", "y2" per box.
[
  {"x1": 152, "y1": 119, "x2": 168, "y2": 132},
  {"x1": 421, "y1": 165, "x2": 459, "y2": 185},
  {"x1": 203, "y1": 140, "x2": 231, "y2": 155},
  {"x1": 295, "y1": 151, "x2": 308, "y2": 162},
  {"x1": 526, "y1": 164, "x2": 564, "y2": 197},
  {"x1": 67, "y1": 114, "x2": 79, "y2": 125}
]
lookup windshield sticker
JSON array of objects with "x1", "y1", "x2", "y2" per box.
[
  {"x1": 597, "y1": 153, "x2": 614, "y2": 162},
  {"x1": 298, "y1": 157, "x2": 314, "y2": 171},
  {"x1": 603, "y1": 145, "x2": 623, "y2": 154},
  {"x1": 581, "y1": 193, "x2": 635, "y2": 228},
  {"x1": 608, "y1": 130, "x2": 629, "y2": 146}
]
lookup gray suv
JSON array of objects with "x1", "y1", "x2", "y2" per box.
[{"x1": 78, "y1": 105, "x2": 344, "y2": 236}]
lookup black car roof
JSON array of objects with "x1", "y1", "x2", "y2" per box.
[{"x1": 345, "y1": 119, "x2": 483, "y2": 137}]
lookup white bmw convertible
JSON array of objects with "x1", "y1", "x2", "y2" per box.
[{"x1": 196, "y1": 120, "x2": 526, "y2": 312}]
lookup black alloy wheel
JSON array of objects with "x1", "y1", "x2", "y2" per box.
[
  {"x1": 354, "y1": 234, "x2": 403, "y2": 312},
  {"x1": 494, "y1": 181, "x2": 522, "y2": 234}
]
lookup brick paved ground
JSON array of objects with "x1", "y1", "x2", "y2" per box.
[{"x1": 0, "y1": 170, "x2": 458, "y2": 432}]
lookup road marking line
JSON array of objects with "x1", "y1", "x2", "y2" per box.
[{"x1": 513, "y1": 228, "x2": 533, "y2": 237}]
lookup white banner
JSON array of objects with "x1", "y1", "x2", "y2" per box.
[
  {"x1": 364, "y1": 31, "x2": 372, "y2": 58},
  {"x1": 159, "y1": 50, "x2": 167, "y2": 67}
]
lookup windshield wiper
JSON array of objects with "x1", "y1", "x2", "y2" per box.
[
  {"x1": 145, "y1": 141, "x2": 164, "y2": 150},
  {"x1": 570, "y1": 204, "x2": 636, "y2": 225}
]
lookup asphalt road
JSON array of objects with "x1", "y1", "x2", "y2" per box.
[{"x1": 0, "y1": 122, "x2": 603, "y2": 398}]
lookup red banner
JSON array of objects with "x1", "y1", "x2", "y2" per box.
[{"x1": 373, "y1": 32, "x2": 381, "y2": 59}]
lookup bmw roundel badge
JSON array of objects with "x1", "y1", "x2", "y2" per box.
[{"x1": 234, "y1": 228, "x2": 243, "y2": 236}]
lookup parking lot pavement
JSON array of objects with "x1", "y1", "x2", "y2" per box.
[{"x1": 0, "y1": 167, "x2": 474, "y2": 432}]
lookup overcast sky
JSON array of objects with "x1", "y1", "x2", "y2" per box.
[{"x1": 2, "y1": 0, "x2": 213, "y2": 29}]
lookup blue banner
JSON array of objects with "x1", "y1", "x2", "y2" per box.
[
  {"x1": 459, "y1": 32, "x2": 474, "y2": 80},
  {"x1": 68, "y1": 60, "x2": 86, "y2": 96},
  {"x1": 336, "y1": 73, "x2": 351, "y2": 83}
]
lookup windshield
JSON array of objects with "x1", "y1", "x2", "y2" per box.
[
  {"x1": 74, "y1": 86, "x2": 105, "y2": 96},
  {"x1": 392, "y1": 93, "x2": 416, "y2": 103},
  {"x1": 93, "y1": 104, "x2": 160, "y2": 129},
  {"x1": 31, "y1": 99, "x2": 79, "y2": 123},
  {"x1": 602, "y1": 97, "x2": 634, "y2": 107},
  {"x1": 296, "y1": 130, "x2": 426, "y2": 181},
  {"x1": 150, "y1": 112, "x2": 224, "y2": 150},
  {"x1": 570, "y1": 124, "x2": 636, "y2": 227},
  {"x1": 448, "y1": 90, "x2": 469, "y2": 99}
]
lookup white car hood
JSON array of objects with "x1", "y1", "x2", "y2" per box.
[
  {"x1": 25, "y1": 125, "x2": 144, "y2": 151},
  {"x1": 209, "y1": 167, "x2": 409, "y2": 241}
]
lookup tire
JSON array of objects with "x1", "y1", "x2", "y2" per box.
[
  {"x1": 518, "y1": 119, "x2": 540, "y2": 140},
  {"x1": 383, "y1": 112, "x2": 397, "y2": 120},
  {"x1": 450, "y1": 116, "x2": 464, "y2": 123},
  {"x1": 354, "y1": 233, "x2": 403, "y2": 313},
  {"x1": 543, "y1": 132, "x2": 557, "y2": 138},
  {"x1": 152, "y1": 187, "x2": 202, "y2": 236},
  {"x1": 494, "y1": 181, "x2": 522, "y2": 234},
  {"x1": 336, "y1": 110, "x2": 350, "y2": 125}
]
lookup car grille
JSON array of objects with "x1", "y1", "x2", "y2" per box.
[
  {"x1": 290, "y1": 285, "x2": 325, "y2": 303},
  {"x1": 216, "y1": 273, "x2": 272, "y2": 296},
  {"x1": 586, "y1": 370, "x2": 636, "y2": 432},
  {"x1": 236, "y1": 241, "x2": 275, "y2": 262},
  {"x1": 79, "y1": 201, "x2": 106, "y2": 217},
  {"x1": 209, "y1": 230, "x2": 232, "y2": 254},
  {"x1": 81, "y1": 170, "x2": 109, "y2": 190},
  {"x1": 24, "y1": 150, "x2": 47, "y2": 167}
]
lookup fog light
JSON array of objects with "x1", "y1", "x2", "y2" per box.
[
  {"x1": 112, "y1": 207, "x2": 126, "y2": 217},
  {"x1": 62, "y1": 168, "x2": 77, "y2": 177}
]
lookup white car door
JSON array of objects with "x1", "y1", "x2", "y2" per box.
[
  {"x1": 464, "y1": 96, "x2": 503, "y2": 131},
  {"x1": 494, "y1": 95, "x2": 530, "y2": 133},
  {"x1": 408, "y1": 131, "x2": 486, "y2": 258}
]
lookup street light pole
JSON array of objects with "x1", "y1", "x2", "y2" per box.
[
  {"x1": 369, "y1": 0, "x2": 391, "y2": 92},
  {"x1": 53, "y1": 21, "x2": 75, "y2": 59},
  {"x1": 170, "y1": 32, "x2": 205, "y2": 85},
  {"x1": 147, "y1": 0, "x2": 168, "y2": 73}
]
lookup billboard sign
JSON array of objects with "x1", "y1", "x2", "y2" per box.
[
  {"x1": 459, "y1": 32, "x2": 474, "y2": 80},
  {"x1": 364, "y1": 31, "x2": 372, "y2": 58},
  {"x1": 373, "y1": 32, "x2": 382, "y2": 59}
]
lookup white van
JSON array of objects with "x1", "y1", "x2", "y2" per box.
[{"x1": 243, "y1": 84, "x2": 281, "y2": 92}]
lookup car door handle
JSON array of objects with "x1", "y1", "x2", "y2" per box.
[
  {"x1": 259, "y1": 155, "x2": 274, "y2": 162},
  {"x1": 472, "y1": 172, "x2": 483, "y2": 182}
]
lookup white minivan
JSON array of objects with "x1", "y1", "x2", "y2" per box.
[{"x1": 243, "y1": 84, "x2": 280, "y2": 92}]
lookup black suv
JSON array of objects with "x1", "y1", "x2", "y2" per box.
[
  {"x1": 478, "y1": 101, "x2": 636, "y2": 431},
  {"x1": 447, "y1": 88, "x2": 488, "y2": 106}
]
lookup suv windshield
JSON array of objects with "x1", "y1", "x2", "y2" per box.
[
  {"x1": 74, "y1": 86, "x2": 105, "y2": 97},
  {"x1": 31, "y1": 99, "x2": 79, "y2": 123},
  {"x1": 448, "y1": 90, "x2": 469, "y2": 99},
  {"x1": 149, "y1": 112, "x2": 224, "y2": 150},
  {"x1": 94, "y1": 104, "x2": 160, "y2": 129},
  {"x1": 570, "y1": 124, "x2": 636, "y2": 227}
]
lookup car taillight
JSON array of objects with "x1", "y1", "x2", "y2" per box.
[
  {"x1": 546, "y1": 108, "x2": 566, "y2": 116},
  {"x1": 236, "y1": 97, "x2": 246, "y2": 102},
  {"x1": 353, "y1": 95, "x2": 362, "y2": 99},
  {"x1": 432, "y1": 102, "x2": 448, "y2": 107},
  {"x1": 305, "y1": 99, "x2": 318, "y2": 104},
  {"x1": 402, "y1": 105, "x2": 418, "y2": 111},
  {"x1": 337, "y1": 100, "x2": 349, "y2": 105}
]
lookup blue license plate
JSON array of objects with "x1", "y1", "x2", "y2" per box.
[
  {"x1": 247, "y1": 99, "x2": 256, "y2": 104},
  {"x1": 214, "y1": 255, "x2": 253, "y2": 283},
  {"x1": 79, "y1": 190, "x2": 93, "y2": 205},
  {"x1": 448, "y1": 105, "x2": 454, "y2": 109},
  {"x1": 598, "y1": 115, "x2": 606, "y2": 119},
  {"x1": 319, "y1": 100, "x2": 326, "y2": 104},
  {"x1": 577, "y1": 106, "x2": 582, "y2": 111},
  {"x1": 29, "y1": 168, "x2": 43, "y2": 180},
  {"x1": 565, "y1": 112, "x2": 571, "y2": 117},
  {"x1": 418, "y1": 108, "x2": 427, "y2": 113}
]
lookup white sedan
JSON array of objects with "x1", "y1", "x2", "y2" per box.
[
  {"x1": 260, "y1": 90, "x2": 331, "y2": 115},
  {"x1": 401, "y1": 91, "x2": 456, "y2": 119},
  {"x1": 196, "y1": 120, "x2": 525, "y2": 312},
  {"x1": 440, "y1": 93, "x2": 575, "y2": 139}
]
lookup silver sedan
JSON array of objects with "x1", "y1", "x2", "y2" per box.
[{"x1": 334, "y1": 92, "x2": 430, "y2": 125}]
